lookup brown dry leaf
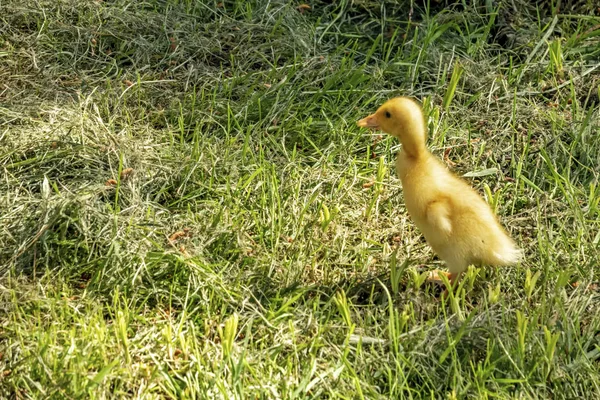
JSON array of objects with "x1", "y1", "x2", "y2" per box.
[
  {"x1": 297, "y1": 3, "x2": 311, "y2": 12},
  {"x1": 179, "y1": 245, "x2": 191, "y2": 257},
  {"x1": 372, "y1": 134, "x2": 383, "y2": 146},
  {"x1": 120, "y1": 168, "x2": 134, "y2": 179},
  {"x1": 169, "y1": 231, "x2": 187, "y2": 243},
  {"x1": 443, "y1": 148, "x2": 456, "y2": 167},
  {"x1": 571, "y1": 281, "x2": 599, "y2": 291},
  {"x1": 385, "y1": 25, "x2": 396, "y2": 39}
]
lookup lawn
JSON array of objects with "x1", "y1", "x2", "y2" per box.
[{"x1": 1, "y1": 0, "x2": 599, "y2": 398}]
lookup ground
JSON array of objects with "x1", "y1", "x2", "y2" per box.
[{"x1": 1, "y1": 0, "x2": 599, "y2": 398}]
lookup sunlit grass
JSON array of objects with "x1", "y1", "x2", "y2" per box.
[{"x1": 1, "y1": 0, "x2": 599, "y2": 398}]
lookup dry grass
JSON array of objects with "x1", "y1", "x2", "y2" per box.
[{"x1": 1, "y1": 0, "x2": 599, "y2": 398}]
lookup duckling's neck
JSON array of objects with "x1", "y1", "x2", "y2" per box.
[
  {"x1": 393, "y1": 119, "x2": 429, "y2": 158},
  {"x1": 398, "y1": 132, "x2": 427, "y2": 159}
]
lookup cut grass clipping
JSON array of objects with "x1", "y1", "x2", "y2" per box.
[{"x1": 1, "y1": 0, "x2": 600, "y2": 398}]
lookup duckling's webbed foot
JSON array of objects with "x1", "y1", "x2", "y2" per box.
[
  {"x1": 427, "y1": 270, "x2": 462, "y2": 298},
  {"x1": 426, "y1": 269, "x2": 452, "y2": 286}
]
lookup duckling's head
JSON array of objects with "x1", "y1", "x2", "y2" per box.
[{"x1": 357, "y1": 97, "x2": 427, "y2": 157}]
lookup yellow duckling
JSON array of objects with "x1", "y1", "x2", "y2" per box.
[{"x1": 357, "y1": 97, "x2": 522, "y2": 292}]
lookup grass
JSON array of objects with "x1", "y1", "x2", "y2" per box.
[{"x1": 1, "y1": 0, "x2": 599, "y2": 398}]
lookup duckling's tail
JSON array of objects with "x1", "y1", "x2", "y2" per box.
[{"x1": 485, "y1": 235, "x2": 523, "y2": 266}]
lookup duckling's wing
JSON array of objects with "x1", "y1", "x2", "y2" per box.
[{"x1": 426, "y1": 198, "x2": 452, "y2": 236}]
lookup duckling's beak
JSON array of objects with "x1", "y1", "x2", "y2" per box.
[{"x1": 357, "y1": 114, "x2": 379, "y2": 129}]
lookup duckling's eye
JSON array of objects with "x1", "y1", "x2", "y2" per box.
[{"x1": 385, "y1": 111, "x2": 391, "y2": 118}]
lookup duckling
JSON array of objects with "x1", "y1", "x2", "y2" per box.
[{"x1": 357, "y1": 97, "x2": 521, "y2": 293}]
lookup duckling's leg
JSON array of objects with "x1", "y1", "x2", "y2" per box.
[{"x1": 441, "y1": 272, "x2": 462, "y2": 299}]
